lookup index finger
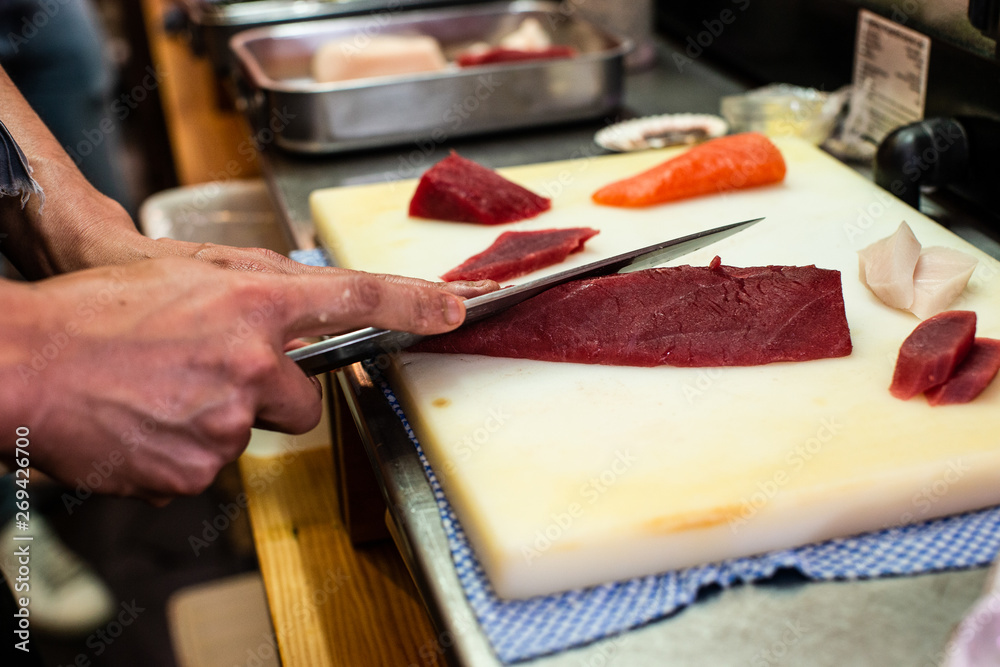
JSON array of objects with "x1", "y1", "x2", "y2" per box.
[
  {"x1": 369, "y1": 273, "x2": 500, "y2": 298},
  {"x1": 273, "y1": 271, "x2": 469, "y2": 340}
]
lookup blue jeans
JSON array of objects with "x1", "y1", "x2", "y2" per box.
[{"x1": 0, "y1": 0, "x2": 134, "y2": 212}]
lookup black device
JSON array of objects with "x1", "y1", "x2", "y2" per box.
[{"x1": 874, "y1": 116, "x2": 1000, "y2": 214}]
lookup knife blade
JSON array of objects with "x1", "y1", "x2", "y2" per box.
[{"x1": 289, "y1": 216, "x2": 763, "y2": 376}]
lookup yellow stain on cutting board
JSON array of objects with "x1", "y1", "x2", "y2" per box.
[{"x1": 641, "y1": 505, "x2": 746, "y2": 535}]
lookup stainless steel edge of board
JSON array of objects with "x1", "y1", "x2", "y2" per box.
[
  {"x1": 336, "y1": 366, "x2": 501, "y2": 666},
  {"x1": 288, "y1": 217, "x2": 762, "y2": 376}
]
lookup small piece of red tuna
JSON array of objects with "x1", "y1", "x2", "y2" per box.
[
  {"x1": 441, "y1": 228, "x2": 599, "y2": 282},
  {"x1": 414, "y1": 263, "x2": 852, "y2": 368},
  {"x1": 409, "y1": 153, "x2": 551, "y2": 225},
  {"x1": 889, "y1": 310, "x2": 977, "y2": 400},
  {"x1": 456, "y1": 46, "x2": 577, "y2": 67},
  {"x1": 925, "y1": 338, "x2": 1000, "y2": 405}
]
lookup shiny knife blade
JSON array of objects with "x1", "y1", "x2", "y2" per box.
[{"x1": 289, "y1": 216, "x2": 763, "y2": 376}]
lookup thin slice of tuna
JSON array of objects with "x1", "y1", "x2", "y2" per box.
[
  {"x1": 889, "y1": 310, "x2": 977, "y2": 400},
  {"x1": 409, "y1": 153, "x2": 551, "y2": 225},
  {"x1": 858, "y1": 221, "x2": 921, "y2": 309},
  {"x1": 414, "y1": 263, "x2": 852, "y2": 367},
  {"x1": 441, "y1": 227, "x2": 599, "y2": 282},
  {"x1": 908, "y1": 246, "x2": 978, "y2": 319},
  {"x1": 925, "y1": 338, "x2": 1000, "y2": 405}
]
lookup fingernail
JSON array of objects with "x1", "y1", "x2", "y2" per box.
[{"x1": 444, "y1": 296, "x2": 463, "y2": 324}]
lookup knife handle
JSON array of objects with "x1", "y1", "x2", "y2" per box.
[{"x1": 288, "y1": 327, "x2": 425, "y2": 376}]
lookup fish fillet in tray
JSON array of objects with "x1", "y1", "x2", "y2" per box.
[{"x1": 229, "y1": 1, "x2": 629, "y2": 153}]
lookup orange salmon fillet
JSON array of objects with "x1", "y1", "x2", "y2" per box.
[{"x1": 592, "y1": 132, "x2": 786, "y2": 207}]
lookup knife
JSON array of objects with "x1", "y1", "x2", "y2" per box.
[{"x1": 289, "y1": 216, "x2": 763, "y2": 376}]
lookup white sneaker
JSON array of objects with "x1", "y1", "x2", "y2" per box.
[{"x1": 0, "y1": 514, "x2": 116, "y2": 635}]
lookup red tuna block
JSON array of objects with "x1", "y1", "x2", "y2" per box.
[
  {"x1": 441, "y1": 228, "x2": 599, "y2": 282},
  {"x1": 925, "y1": 338, "x2": 1000, "y2": 405},
  {"x1": 414, "y1": 263, "x2": 852, "y2": 367},
  {"x1": 889, "y1": 310, "x2": 977, "y2": 400},
  {"x1": 409, "y1": 153, "x2": 551, "y2": 225}
]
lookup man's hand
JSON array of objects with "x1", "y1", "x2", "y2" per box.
[
  {"x1": 6, "y1": 257, "x2": 485, "y2": 503},
  {"x1": 147, "y1": 238, "x2": 497, "y2": 298},
  {"x1": 0, "y1": 61, "x2": 500, "y2": 504}
]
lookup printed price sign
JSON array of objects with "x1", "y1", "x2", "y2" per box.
[{"x1": 845, "y1": 9, "x2": 931, "y2": 149}]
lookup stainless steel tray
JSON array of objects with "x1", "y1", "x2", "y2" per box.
[
  {"x1": 229, "y1": 1, "x2": 629, "y2": 153},
  {"x1": 182, "y1": 0, "x2": 460, "y2": 27},
  {"x1": 179, "y1": 0, "x2": 474, "y2": 80}
]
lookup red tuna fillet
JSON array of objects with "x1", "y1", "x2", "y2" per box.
[
  {"x1": 414, "y1": 263, "x2": 853, "y2": 367},
  {"x1": 889, "y1": 310, "x2": 977, "y2": 400},
  {"x1": 925, "y1": 338, "x2": 1000, "y2": 405},
  {"x1": 409, "y1": 153, "x2": 551, "y2": 225},
  {"x1": 441, "y1": 228, "x2": 599, "y2": 282}
]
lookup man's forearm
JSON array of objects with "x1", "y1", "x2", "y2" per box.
[
  {"x1": 0, "y1": 65, "x2": 154, "y2": 279},
  {"x1": 0, "y1": 280, "x2": 43, "y2": 453}
]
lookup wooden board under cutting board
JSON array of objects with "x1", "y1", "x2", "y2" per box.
[{"x1": 310, "y1": 138, "x2": 1000, "y2": 600}]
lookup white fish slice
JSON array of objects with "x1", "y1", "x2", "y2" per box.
[
  {"x1": 858, "y1": 221, "x2": 921, "y2": 309},
  {"x1": 909, "y1": 247, "x2": 978, "y2": 320}
]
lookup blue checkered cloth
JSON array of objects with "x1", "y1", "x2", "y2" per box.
[
  {"x1": 290, "y1": 249, "x2": 1000, "y2": 664},
  {"x1": 290, "y1": 248, "x2": 330, "y2": 267},
  {"x1": 371, "y1": 369, "x2": 1000, "y2": 663}
]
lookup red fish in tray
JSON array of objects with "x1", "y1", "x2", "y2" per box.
[
  {"x1": 441, "y1": 228, "x2": 599, "y2": 282},
  {"x1": 456, "y1": 46, "x2": 577, "y2": 67},
  {"x1": 409, "y1": 152, "x2": 551, "y2": 225},
  {"x1": 414, "y1": 260, "x2": 853, "y2": 368}
]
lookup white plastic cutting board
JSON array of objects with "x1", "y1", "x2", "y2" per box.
[{"x1": 310, "y1": 138, "x2": 1000, "y2": 600}]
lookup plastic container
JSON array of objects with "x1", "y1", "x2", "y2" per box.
[
  {"x1": 721, "y1": 84, "x2": 845, "y2": 146},
  {"x1": 139, "y1": 179, "x2": 291, "y2": 253}
]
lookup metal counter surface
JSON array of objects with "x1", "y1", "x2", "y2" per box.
[{"x1": 258, "y1": 40, "x2": 991, "y2": 666}]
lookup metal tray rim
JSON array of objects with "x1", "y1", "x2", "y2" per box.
[
  {"x1": 181, "y1": 0, "x2": 428, "y2": 28},
  {"x1": 229, "y1": 0, "x2": 631, "y2": 94}
]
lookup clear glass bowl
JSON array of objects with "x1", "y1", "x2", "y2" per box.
[{"x1": 721, "y1": 84, "x2": 842, "y2": 145}]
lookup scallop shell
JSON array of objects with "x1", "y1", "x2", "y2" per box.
[{"x1": 594, "y1": 113, "x2": 729, "y2": 152}]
